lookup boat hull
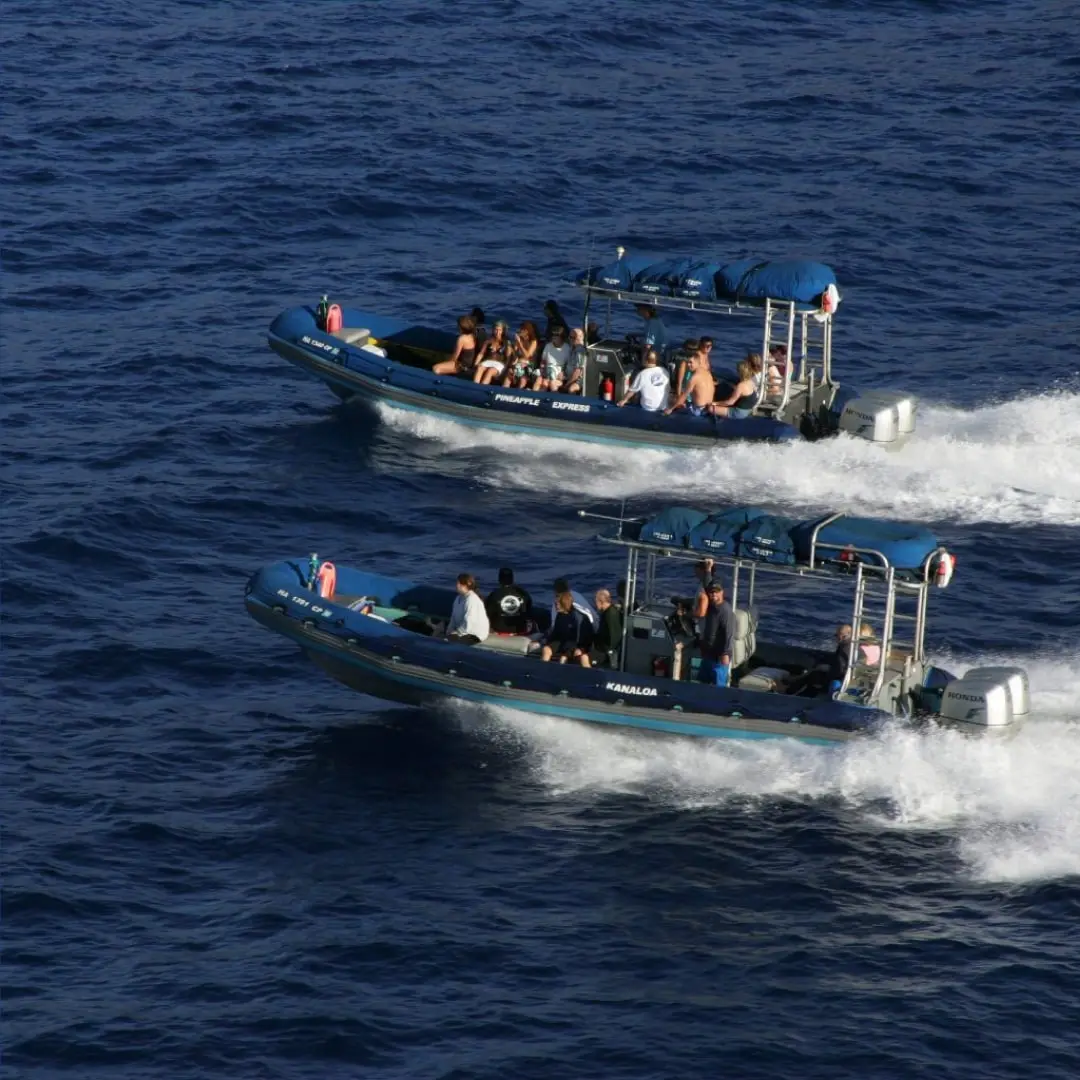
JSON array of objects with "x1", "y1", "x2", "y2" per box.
[
  {"x1": 268, "y1": 306, "x2": 807, "y2": 450},
  {"x1": 243, "y1": 561, "x2": 881, "y2": 745}
]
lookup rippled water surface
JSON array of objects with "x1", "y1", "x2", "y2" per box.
[{"x1": 4, "y1": 1, "x2": 1080, "y2": 1077}]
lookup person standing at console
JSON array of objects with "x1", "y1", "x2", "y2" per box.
[
  {"x1": 698, "y1": 579, "x2": 735, "y2": 686},
  {"x1": 634, "y1": 304, "x2": 669, "y2": 362}
]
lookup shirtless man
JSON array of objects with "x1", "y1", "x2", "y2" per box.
[{"x1": 664, "y1": 352, "x2": 715, "y2": 417}]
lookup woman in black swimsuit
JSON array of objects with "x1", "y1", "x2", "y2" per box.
[{"x1": 433, "y1": 314, "x2": 478, "y2": 376}]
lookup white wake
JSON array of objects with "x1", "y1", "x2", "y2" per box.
[
  {"x1": 446, "y1": 652, "x2": 1080, "y2": 885},
  {"x1": 376, "y1": 392, "x2": 1080, "y2": 525}
]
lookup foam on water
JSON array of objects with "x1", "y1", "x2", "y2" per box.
[
  {"x1": 376, "y1": 392, "x2": 1080, "y2": 525},
  {"x1": 449, "y1": 653, "x2": 1080, "y2": 885}
]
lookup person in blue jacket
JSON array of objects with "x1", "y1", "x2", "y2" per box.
[{"x1": 541, "y1": 590, "x2": 594, "y2": 663}]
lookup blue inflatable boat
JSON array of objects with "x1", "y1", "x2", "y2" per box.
[
  {"x1": 244, "y1": 506, "x2": 1029, "y2": 744},
  {"x1": 267, "y1": 251, "x2": 919, "y2": 450}
]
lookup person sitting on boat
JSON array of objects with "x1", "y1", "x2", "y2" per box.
[
  {"x1": 484, "y1": 567, "x2": 533, "y2": 635},
  {"x1": 579, "y1": 588, "x2": 624, "y2": 668},
  {"x1": 586, "y1": 321, "x2": 601, "y2": 346},
  {"x1": 697, "y1": 579, "x2": 735, "y2": 686},
  {"x1": 673, "y1": 339, "x2": 703, "y2": 403},
  {"x1": 541, "y1": 590, "x2": 594, "y2": 664},
  {"x1": 432, "y1": 314, "x2": 478, "y2": 377},
  {"x1": 446, "y1": 573, "x2": 490, "y2": 645},
  {"x1": 564, "y1": 328, "x2": 588, "y2": 395},
  {"x1": 471, "y1": 307, "x2": 489, "y2": 349},
  {"x1": 858, "y1": 622, "x2": 881, "y2": 667},
  {"x1": 616, "y1": 348, "x2": 670, "y2": 412},
  {"x1": 784, "y1": 624, "x2": 857, "y2": 697},
  {"x1": 664, "y1": 352, "x2": 715, "y2": 417},
  {"x1": 635, "y1": 304, "x2": 669, "y2": 362},
  {"x1": 769, "y1": 344, "x2": 788, "y2": 384},
  {"x1": 543, "y1": 300, "x2": 570, "y2": 342},
  {"x1": 549, "y1": 576, "x2": 599, "y2": 630},
  {"x1": 473, "y1": 321, "x2": 512, "y2": 385},
  {"x1": 533, "y1": 325, "x2": 571, "y2": 392},
  {"x1": 502, "y1": 321, "x2": 540, "y2": 389},
  {"x1": 710, "y1": 353, "x2": 761, "y2": 419}
]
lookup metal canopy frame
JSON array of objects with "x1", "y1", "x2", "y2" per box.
[
  {"x1": 581, "y1": 510, "x2": 942, "y2": 704},
  {"x1": 576, "y1": 283, "x2": 836, "y2": 414}
]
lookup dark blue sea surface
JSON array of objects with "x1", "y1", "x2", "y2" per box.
[{"x1": 3, "y1": 1, "x2": 1080, "y2": 1077}]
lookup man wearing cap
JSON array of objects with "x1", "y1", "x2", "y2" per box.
[{"x1": 698, "y1": 579, "x2": 736, "y2": 686}]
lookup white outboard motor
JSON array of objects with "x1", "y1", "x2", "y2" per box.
[
  {"x1": 837, "y1": 390, "x2": 918, "y2": 444},
  {"x1": 961, "y1": 666, "x2": 1030, "y2": 719},
  {"x1": 939, "y1": 667, "x2": 1029, "y2": 728}
]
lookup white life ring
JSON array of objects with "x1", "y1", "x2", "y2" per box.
[{"x1": 933, "y1": 551, "x2": 955, "y2": 588}]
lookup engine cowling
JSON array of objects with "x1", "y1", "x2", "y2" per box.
[
  {"x1": 961, "y1": 666, "x2": 1030, "y2": 718},
  {"x1": 939, "y1": 674, "x2": 1020, "y2": 727},
  {"x1": 836, "y1": 390, "x2": 918, "y2": 443}
]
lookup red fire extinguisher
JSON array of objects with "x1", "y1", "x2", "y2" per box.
[
  {"x1": 600, "y1": 374, "x2": 614, "y2": 401},
  {"x1": 652, "y1": 655, "x2": 670, "y2": 678}
]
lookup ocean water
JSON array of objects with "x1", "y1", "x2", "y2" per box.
[{"x1": 3, "y1": 1, "x2": 1080, "y2": 1077}]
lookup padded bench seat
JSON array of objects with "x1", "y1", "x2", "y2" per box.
[
  {"x1": 476, "y1": 633, "x2": 539, "y2": 657},
  {"x1": 737, "y1": 665, "x2": 790, "y2": 692}
]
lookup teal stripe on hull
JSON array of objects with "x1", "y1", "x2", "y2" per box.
[
  {"x1": 273, "y1": 622, "x2": 841, "y2": 747},
  {"x1": 271, "y1": 334, "x2": 770, "y2": 451}
]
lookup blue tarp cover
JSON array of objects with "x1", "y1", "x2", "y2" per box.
[
  {"x1": 687, "y1": 507, "x2": 768, "y2": 555},
  {"x1": 574, "y1": 253, "x2": 837, "y2": 304},
  {"x1": 673, "y1": 260, "x2": 724, "y2": 300},
  {"x1": 638, "y1": 506, "x2": 709, "y2": 547},
  {"x1": 634, "y1": 257, "x2": 698, "y2": 295},
  {"x1": 738, "y1": 514, "x2": 803, "y2": 565},
  {"x1": 728, "y1": 260, "x2": 837, "y2": 304},
  {"x1": 637, "y1": 507, "x2": 939, "y2": 571},
  {"x1": 575, "y1": 253, "x2": 661, "y2": 290},
  {"x1": 791, "y1": 516, "x2": 939, "y2": 570}
]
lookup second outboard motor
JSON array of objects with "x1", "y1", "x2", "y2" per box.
[
  {"x1": 939, "y1": 672, "x2": 1024, "y2": 727},
  {"x1": 836, "y1": 390, "x2": 918, "y2": 444},
  {"x1": 961, "y1": 666, "x2": 1030, "y2": 718}
]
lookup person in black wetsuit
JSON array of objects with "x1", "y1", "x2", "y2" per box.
[{"x1": 484, "y1": 567, "x2": 533, "y2": 635}]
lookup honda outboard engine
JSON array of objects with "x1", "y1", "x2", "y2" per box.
[
  {"x1": 938, "y1": 665, "x2": 1029, "y2": 727},
  {"x1": 962, "y1": 665, "x2": 1030, "y2": 719},
  {"x1": 836, "y1": 390, "x2": 918, "y2": 444}
]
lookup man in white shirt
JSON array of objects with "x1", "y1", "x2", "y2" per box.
[
  {"x1": 533, "y1": 326, "x2": 571, "y2": 391},
  {"x1": 549, "y1": 577, "x2": 599, "y2": 630},
  {"x1": 447, "y1": 572, "x2": 490, "y2": 645},
  {"x1": 617, "y1": 349, "x2": 670, "y2": 412}
]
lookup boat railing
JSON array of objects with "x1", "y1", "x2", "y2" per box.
[
  {"x1": 578, "y1": 284, "x2": 829, "y2": 320},
  {"x1": 577, "y1": 286, "x2": 834, "y2": 420},
  {"x1": 579, "y1": 510, "x2": 945, "y2": 699},
  {"x1": 591, "y1": 531, "x2": 907, "y2": 583}
]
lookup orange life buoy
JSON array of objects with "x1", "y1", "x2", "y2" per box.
[
  {"x1": 316, "y1": 561, "x2": 337, "y2": 599},
  {"x1": 325, "y1": 304, "x2": 343, "y2": 333}
]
